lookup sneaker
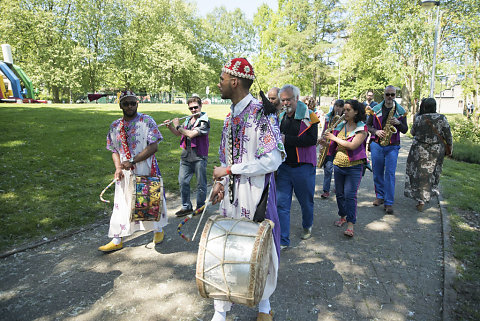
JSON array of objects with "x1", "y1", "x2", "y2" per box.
[
  {"x1": 416, "y1": 202, "x2": 424, "y2": 212},
  {"x1": 372, "y1": 198, "x2": 384, "y2": 206},
  {"x1": 153, "y1": 231, "x2": 164, "y2": 244},
  {"x1": 280, "y1": 245, "x2": 288, "y2": 250},
  {"x1": 384, "y1": 205, "x2": 394, "y2": 214},
  {"x1": 301, "y1": 227, "x2": 312, "y2": 240},
  {"x1": 321, "y1": 191, "x2": 330, "y2": 198},
  {"x1": 175, "y1": 208, "x2": 193, "y2": 217},
  {"x1": 98, "y1": 240, "x2": 123, "y2": 252}
]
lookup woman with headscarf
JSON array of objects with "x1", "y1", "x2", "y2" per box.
[{"x1": 404, "y1": 98, "x2": 453, "y2": 211}]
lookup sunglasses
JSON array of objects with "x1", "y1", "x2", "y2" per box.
[
  {"x1": 189, "y1": 106, "x2": 200, "y2": 111},
  {"x1": 121, "y1": 101, "x2": 137, "y2": 107},
  {"x1": 385, "y1": 93, "x2": 396, "y2": 97}
]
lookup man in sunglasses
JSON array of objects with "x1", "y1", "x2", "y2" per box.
[
  {"x1": 100, "y1": 90, "x2": 168, "y2": 252},
  {"x1": 366, "y1": 85, "x2": 408, "y2": 214},
  {"x1": 164, "y1": 96, "x2": 210, "y2": 217}
]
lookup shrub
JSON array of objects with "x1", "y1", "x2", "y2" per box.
[{"x1": 450, "y1": 118, "x2": 480, "y2": 144}]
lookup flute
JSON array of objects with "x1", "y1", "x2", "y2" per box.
[{"x1": 160, "y1": 112, "x2": 201, "y2": 127}]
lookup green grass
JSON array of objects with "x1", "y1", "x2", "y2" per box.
[
  {"x1": 450, "y1": 141, "x2": 480, "y2": 164},
  {"x1": 441, "y1": 158, "x2": 480, "y2": 319},
  {"x1": 0, "y1": 103, "x2": 229, "y2": 251}
]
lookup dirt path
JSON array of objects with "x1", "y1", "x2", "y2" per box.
[{"x1": 0, "y1": 138, "x2": 448, "y2": 321}]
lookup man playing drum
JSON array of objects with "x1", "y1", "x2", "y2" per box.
[
  {"x1": 98, "y1": 90, "x2": 168, "y2": 252},
  {"x1": 209, "y1": 58, "x2": 285, "y2": 321}
]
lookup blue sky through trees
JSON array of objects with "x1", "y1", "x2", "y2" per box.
[{"x1": 193, "y1": 0, "x2": 277, "y2": 19}]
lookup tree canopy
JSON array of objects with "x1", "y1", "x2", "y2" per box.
[{"x1": 0, "y1": 0, "x2": 478, "y2": 107}]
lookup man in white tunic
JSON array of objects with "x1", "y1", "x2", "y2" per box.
[
  {"x1": 210, "y1": 58, "x2": 285, "y2": 321},
  {"x1": 98, "y1": 90, "x2": 168, "y2": 252}
]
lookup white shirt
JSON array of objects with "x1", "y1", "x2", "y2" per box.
[{"x1": 223, "y1": 93, "x2": 282, "y2": 177}]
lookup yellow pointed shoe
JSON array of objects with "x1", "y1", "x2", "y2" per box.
[
  {"x1": 153, "y1": 231, "x2": 164, "y2": 244},
  {"x1": 98, "y1": 240, "x2": 123, "y2": 252}
]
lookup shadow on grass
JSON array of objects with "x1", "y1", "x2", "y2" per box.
[{"x1": 0, "y1": 106, "x2": 226, "y2": 252}]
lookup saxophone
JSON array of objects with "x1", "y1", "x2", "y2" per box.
[
  {"x1": 379, "y1": 106, "x2": 398, "y2": 146},
  {"x1": 317, "y1": 114, "x2": 345, "y2": 167}
]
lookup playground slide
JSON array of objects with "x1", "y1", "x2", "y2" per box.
[
  {"x1": 0, "y1": 78, "x2": 4, "y2": 99},
  {"x1": 11, "y1": 64, "x2": 34, "y2": 99},
  {"x1": 0, "y1": 61, "x2": 23, "y2": 99}
]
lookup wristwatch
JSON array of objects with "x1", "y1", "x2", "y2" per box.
[
  {"x1": 129, "y1": 157, "x2": 136, "y2": 165},
  {"x1": 176, "y1": 125, "x2": 181, "y2": 131}
]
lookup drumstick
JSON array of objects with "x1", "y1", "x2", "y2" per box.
[
  {"x1": 159, "y1": 112, "x2": 201, "y2": 127},
  {"x1": 99, "y1": 179, "x2": 117, "y2": 203},
  {"x1": 177, "y1": 216, "x2": 192, "y2": 242},
  {"x1": 191, "y1": 186, "x2": 216, "y2": 242}
]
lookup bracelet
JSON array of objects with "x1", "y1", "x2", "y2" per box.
[
  {"x1": 226, "y1": 166, "x2": 232, "y2": 175},
  {"x1": 176, "y1": 125, "x2": 181, "y2": 131}
]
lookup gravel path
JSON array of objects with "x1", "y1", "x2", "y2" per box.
[{"x1": 0, "y1": 137, "x2": 449, "y2": 321}]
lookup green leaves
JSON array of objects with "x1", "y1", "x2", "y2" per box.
[{"x1": 253, "y1": 0, "x2": 344, "y2": 98}]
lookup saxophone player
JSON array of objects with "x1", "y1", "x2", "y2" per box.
[
  {"x1": 318, "y1": 99, "x2": 344, "y2": 199},
  {"x1": 366, "y1": 85, "x2": 408, "y2": 214}
]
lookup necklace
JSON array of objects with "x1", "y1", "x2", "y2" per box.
[{"x1": 344, "y1": 122, "x2": 355, "y2": 136}]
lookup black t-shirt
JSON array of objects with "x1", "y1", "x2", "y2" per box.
[
  {"x1": 181, "y1": 118, "x2": 210, "y2": 162},
  {"x1": 280, "y1": 115, "x2": 318, "y2": 167}
]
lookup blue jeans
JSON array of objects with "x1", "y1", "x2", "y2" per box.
[
  {"x1": 276, "y1": 163, "x2": 316, "y2": 246},
  {"x1": 370, "y1": 142, "x2": 400, "y2": 206},
  {"x1": 322, "y1": 155, "x2": 334, "y2": 192},
  {"x1": 178, "y1": 158, "x2": 207, "y2": 210},
  {"x1": 334, "y1": 164, "x2": 363, "y2": 224}
]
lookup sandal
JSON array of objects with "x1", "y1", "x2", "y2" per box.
[
  {"x1": 416, "y1": 202, "x2": 424, "y2": 212},
  {"x1": 344, "y1": 228, "x2": 354, "y2": 237},
  {"x1": 334, "y1": 217, "x2": 347, "y2": 227}
]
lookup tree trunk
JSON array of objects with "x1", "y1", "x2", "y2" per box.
[
  {"x1": 472, "y1": 49, "x2": 479, "y2": 125},
  {"x1": 169, "y1": 66, "x2": 174, "y2": 104},
  {"x1": 52, "y1": 85, "x2": 60, "y2": 103}
]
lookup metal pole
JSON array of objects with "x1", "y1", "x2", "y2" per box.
[
  {"x1": 337, "y1": 62, "x2": 341, "y2": 99},
  {"x1": 430, "y1": 4, "x2": 440, "y2": 98}
]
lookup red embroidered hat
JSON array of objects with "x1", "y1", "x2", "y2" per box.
[
  {"x1": 222, "y1": 58, "x2": 255, "y2": 80},
  {"x1": 119, "y1": 90, "x2": 137, "y2": 101}
]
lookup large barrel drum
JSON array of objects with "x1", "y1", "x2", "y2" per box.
[{"x1": 196, "y1": 215, "x2": 273, "y2": 307}]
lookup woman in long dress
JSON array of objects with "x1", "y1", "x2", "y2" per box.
[{"x1": 404, "y1": 98, "x2": 453, "y2": 211}]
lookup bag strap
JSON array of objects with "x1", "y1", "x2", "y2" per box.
[
  {"x1": 425, "y1": 118, "x2": 447, "y2": 146},
  {"x1": 119, "y1": 119, "x2": 133, "y2": 160},
  {"x1": 226, "y1": 114, "x2": 235, "y2": 203}
]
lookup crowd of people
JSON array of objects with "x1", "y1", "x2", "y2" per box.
[{"x1": 98, "y1": 57, "x2": 453, "y2": 321}]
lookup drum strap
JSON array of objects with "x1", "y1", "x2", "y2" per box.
[
  {"x1": 119, "y1": 119, "x2": 133, "y2": 165},
  {"x1": 253, "y1": 181, "x2": 269, "y2": 223},
  {"x1": 227, "y1": 115, "x2": 235, "y2": 203}
]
